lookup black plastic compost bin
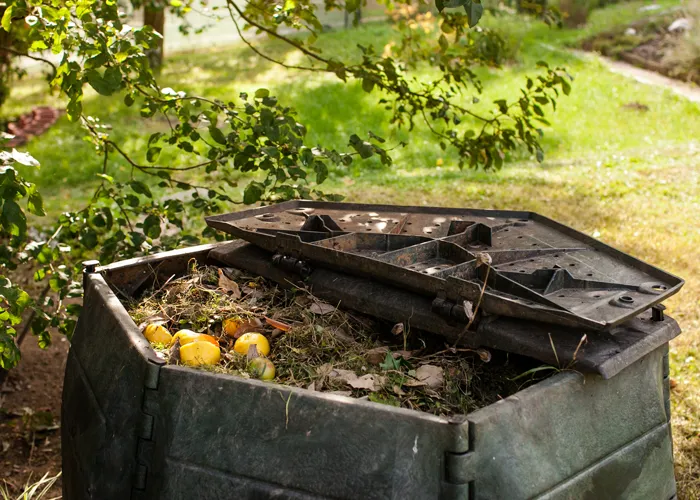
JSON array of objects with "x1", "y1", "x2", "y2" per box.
[{"x1": 62, "y1": 203, "x2": 684, "y2": 500}]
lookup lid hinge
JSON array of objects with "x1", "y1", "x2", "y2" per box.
[
  {"x1": 132, "y1": 360, "x2": 161, "y2": 497},
  {"x1": 443, "y1": 450, "x2": 476, "y2": 500}
]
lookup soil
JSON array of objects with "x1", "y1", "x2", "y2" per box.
[
  {"x1": 580, "y1": 13, "x2": 699, "y2": 85},
  {"x1": 0, "y1": 335, "x2": 67, "y2": 497}
]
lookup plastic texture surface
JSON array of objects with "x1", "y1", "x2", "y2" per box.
[
  {"x1": 206, "y1": 201, "x2": 684, "y2": 331},
  {"x1": 62, "y1": 249, "x2": 677, "y2": 500}
]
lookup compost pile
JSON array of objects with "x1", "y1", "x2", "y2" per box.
[{"x1": 126, "y1": 263, "x2": 534, "y2": 417}]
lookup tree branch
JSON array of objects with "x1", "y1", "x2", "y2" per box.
[{"x1": 0, "y1": 47, "x2": 57, "y2": 78}]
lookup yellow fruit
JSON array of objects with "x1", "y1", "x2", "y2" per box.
[
  {"x1": 222, "y1": 317, "x2": 242, "y2": 337},
  {"x1": 171, "y1": 329, "x2": 219, "y2": 347},
  {"x1": 143, "y1": 324, "x2": 172, "y2": 345},
  {"x1": 180, "y1": 341, "x2": 221, "y2": 366},
  {"x1": 249, "y1": 357, "x2": 275, "y2": 381},
  {"x1": 233, "y1": 333, "x2": 270, "y2": 357}
]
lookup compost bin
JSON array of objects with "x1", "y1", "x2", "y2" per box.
[{"x1": 62, "y1": 202, "x2": 683, "y2": 500}]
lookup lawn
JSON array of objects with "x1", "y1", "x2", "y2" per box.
[{"x1": 3, "y1": 0, "x2": 699, "y2": 496}]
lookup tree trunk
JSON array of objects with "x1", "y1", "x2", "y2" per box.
[
  {"x1": 144, "y1": 5, "x2": 165, "y2": 70},
  {"x1": 0, "y1": 7, "x2": 13, "y2": 108}
]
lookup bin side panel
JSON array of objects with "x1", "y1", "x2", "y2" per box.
[
  {"x1": 62, "y1": 274, "x2": 159, "y2": 499},
  {"x1": 148, "y1": 366, "x2": 466, "y2": 500},
  {"x1": 159, "y1": 458, "x2": 329, "y2": 499},
  {"x1": 467, "y1": 346, "x2": 670, "y2": 499},
  {"x1": 538, "y1": 422, "x2": 675, "y2": 500}
]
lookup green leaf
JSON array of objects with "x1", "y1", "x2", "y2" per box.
[
  {"x1": 146, "y1": 147, "x2": 162, "y2": 163},
  {"x1": 465, "y1": 0, "x2": 484, "y2": 28},
  {"x1": 314, "y1": 162, "x2": 328, "y2": 184},
  {"x1": 27, "y1": 192, "x2": 45, "y2": 216},
  {"x1": 85, "y1": 67, "x2": 121, "y2": 96},
  {"x1": 80, "y1": 227, "x2": 98, "y2": 249},
  {"x1": 436, "y1": 0, "x2": 445, "y2": 12},
  {"x1": 243, "y1": 182, "x2": 265, "y2": 205},
  {"x1": 561, "y1": 78, "x2": 571, "y2": 96},
  {"x1": 11, "y1": 150, "x2": 39, "y2": 167},
  {"x1": 494, "y1": 99, "x2": 508, "y2": 114},
  {"x1": 438, "y1": 34, "x2": 448, "y2": 52},
  {"x1": 254, "y1": 88, "x2": 270, "y2": 99},
  {"x1": 362, "y1": 78, "x2": 375, "y2": 93},
  {"x1": 349, "y1": 134, "x2": 374, "y2": 159},
  {"x1": 143, "y1": 214, "x2": 162, "y2": 239},
  {"x1": 67, "y1": 97, "x2": 82, "y2": 122},
  {"x1": 1, "y1": 200, "x2": 26, "y2": 238},
  {"x1": 209, "y1": 126, "x2": 227, "y2": 145},
  {"x1": 130, "y1": 180, "x2": 152, "y2": 198},
  {"x1": 1, "y1": 6, "x2": 13, "y2": 32}
]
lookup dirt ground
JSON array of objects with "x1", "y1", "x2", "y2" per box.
[{"x1": 0, "y1": 336, "x2": 67, "y2": 497}]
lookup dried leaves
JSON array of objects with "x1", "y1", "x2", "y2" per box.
[
  {"x1": 217, "y1": 268, "x2": 241, "y2": 298},
  {"x1": 309, "y1": 301, "x2": 336, "y2": 315},
  {"x1": 475, "y1": 252, "x2": 492, "y2": 268},
  {"x1": 328, "y1": 368, "x2": 386, "y2": 391},
  {"x1": 265, "y1": 317, "x2": 291, "y2": 332},
  {"x1": 228, "y1": 317, "x2": 263, "y2": 339},
  {"x1": 405, "y1": 364, "x2": 444, "y2": 389}
]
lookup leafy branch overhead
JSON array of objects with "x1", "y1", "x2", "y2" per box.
[{"x1": 0, "y1": 0, "x2": 572, "y2": 368}]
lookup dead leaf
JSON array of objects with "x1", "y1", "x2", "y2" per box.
[
  {"x1": 270, "y1": 328, "x2": 284, "y2": 339},
  {"x1": 475, "y1": 252, "x2": 492, "y2": 268},
  {"x1": 366, "y1": 346, "x2": 389, "y2": 365},
  {"x1": 136, "y1": 315, "x2": 168, "y2": 331},
  {"x1": 231, "y1": 317, "x2": 263, "y2": 338},
  {"x1": 367, "y1": 347, "x2": 415, "y2": 365},
  {"x1": 242, "y1": 286, "x2": 265, "y2": 299},
  {"x1": 217, "y1": 268, "x2": 241, "y2": 298},
  {"x1": 294, "y1": 295, "x2": 311, "y2": 307},
  {"x1": 391, "y1": 323, "x2": 404, "y2": 336},
  {"x1": 462, "y1": 300, "x2": 474, "y2": 322},
  {"x1": 392, "y1": 384, "x2": 406, "y2": 396},
  {"x1": 265, "y1": 317, "x2": 291, "y2": 332},
  {"x1": 328, "y1": 368, "x2": 357, "y2": 381},
  {"x1": 405, "y1": 364, "x2": 444, "y2": 389},
  {"x1": 307, "y1": 381, "x2": 316, "y2": 391},
  {"x1": 309, "y1": 301, "x2": 336, "y2": 315},
  {"x1": 331, "y1": 328, "x2": 355, "y2": 344},
  {"x1": 169, "y1": 338, "x2": 181, "y2": 365},
  {"x1": 1, "y1": 441, "x2": 9, "y2": 453},
  {"x1": 247, "y1": 344, "x2": 260, "y2": 361},
  {"x1": 316, "y1": 363, "x2": 334, "y2": 378},
  {"x1": 328, "y1": 368, "x2": 385, "y2": 391},
  {"x1": 347, "y1": 374, "x2": 385, "y2": 391},
  {"x1": 477, "y1": 348, "x2": 492, "y2": 363}
]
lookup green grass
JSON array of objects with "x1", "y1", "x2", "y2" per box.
[{"x1": 3, "y1": 1, "x2": 699, "y2": 496}]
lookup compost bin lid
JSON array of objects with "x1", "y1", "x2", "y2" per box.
[{"x1": 205, "y1": 201, "x2": 683, "y2": 331}]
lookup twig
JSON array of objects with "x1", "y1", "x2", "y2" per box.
[
  {"x1": 0, "y1": 47, "x2": 57, "y2": 78},
  {"x1": 548, "y1": 332, "x2": 560, "y2": 367},
  {"x1": 452, "y1": 264, "x2": 491, "y2": 347}
]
